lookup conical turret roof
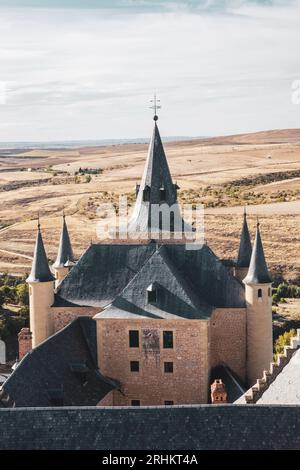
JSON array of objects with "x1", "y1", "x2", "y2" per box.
[
  {"x1": 243, "y1": 222, "x2": 272, "y2": 284},
  {"x1": 27, "y1": 222, "x2": 55, "y2": 283},
  {"x1": 127, "y1": 118, "x2": 186, "y2": 235},
  {"x1": 236, "y1": 209, "x2": 252, "y2": 267},
  {"x1": 53, "y1": 215, "x2": 74, "y2": 268}
]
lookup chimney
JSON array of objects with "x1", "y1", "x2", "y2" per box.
[
  {"x1": 18, "y1": 328, "x2": 32, "y2": 360},
  {"x1": 211, "y1": 379, "x2": 227, "y2": 404}
]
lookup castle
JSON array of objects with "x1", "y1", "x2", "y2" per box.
[{"x1": 24, "y1": 114, "x2": 273, "y2": 406}]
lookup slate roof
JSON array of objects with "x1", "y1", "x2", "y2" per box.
[
  {"x1": 26, "y1": 223, "x2": 55, "y2": 283},
  {"x1": 256, "y1": 348, "x2": 300, "y2": 404},
  {"x1": 53, "y1": 215, "x2": 75, "y2": 268},
  {"x1": 55, "y1": 242, "x2": 245, "y2": 311},
  {"x1": 0, "y1": 405, "x2": 300, "y2": 450},
  {"x1": 0, "y1": 317, "x2": 117, "y2": 408},
  {"x1": 210, "y1": 365, "x2": 246, "y2": 403},
  {"x1": 98, "y1": 246, "x2": 212, "y2": 320},
  {"x1": 236, "y1": 209, "x2": 252, "y2": 268},
  {"x1": 243, "y1": 223, "x2": 272, "y2": 284},
  {"x1": 127, "y1": 120, "x2": 186, "y2": 234}
]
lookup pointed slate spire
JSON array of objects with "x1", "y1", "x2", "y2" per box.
[
  {"x1": 236, "y1": 208, "x2": 252, "y2": 267},
  {"x1": 128, "y1": 116, "x2": 185, "y2": 234},
  {"x1": 53, "y1": 214, "x2": 74, "y2": 268},
  {"x1": 243, "y1": 222, "x2": 272, "y2": 284},
  {"x1": 27, "y1": 220, "x2": 55, "y2": 283}
]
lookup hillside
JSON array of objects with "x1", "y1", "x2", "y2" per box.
[{"x1": 0, "y1": 127, "x2": 299, "y2": 281}]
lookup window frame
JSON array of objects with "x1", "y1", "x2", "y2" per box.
[
  {"x1": 129, "y1": 330, "x2": 139, "y2": 348},
  {"x1": 164, "y1": 361, "x2": 174, "y2": 373},
  {"x1": 130, "y1": 360, "x2": 140, "y2": 373},
  {"x1": 163, "y1": 330, "x2": 174, "y2": 349}
]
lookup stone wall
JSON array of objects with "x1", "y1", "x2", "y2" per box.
[
  {"x1": 51, "y1": 307, "x2": 100, "y2": 333},
  {"x1": 97, "y1": 318, "x2": 209, "y2": 406},
  {"x1": 210, "y1": 308, "x2": 246, "y2": 382}
]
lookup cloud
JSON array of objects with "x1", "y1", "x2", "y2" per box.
[{"x1": 0, "y1": 1, "x2": 299, "y2": 141}]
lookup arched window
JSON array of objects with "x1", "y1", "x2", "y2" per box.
[{"x1": 258, "y1": 288, "x2": 263, "y2": 298}]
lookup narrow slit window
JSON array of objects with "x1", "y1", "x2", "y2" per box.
[{"x1": 258, "y1": 288, "x2": 263, "y2": 298}]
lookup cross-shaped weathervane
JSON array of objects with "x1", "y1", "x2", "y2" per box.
[{"x1": 150, "y1": 94, "x2": 161, "y2": 121}]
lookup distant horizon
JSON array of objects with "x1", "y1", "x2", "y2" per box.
[{"x1": 1, "y1": 125, "x2": 300, "y2": 149}]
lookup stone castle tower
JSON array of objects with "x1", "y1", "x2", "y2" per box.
[
  {"x1": 26, "y1": 221, "x2": 55, "y2": 348},
  {"x1": 243, "y1": 221, "x2": 273, "y2": 386},
  {"x1": 27, "y1": 215, "x2": 74, "y2": 347},
  {"x1": 25, "y1": 115, "x2": 273, "y2": 397}
]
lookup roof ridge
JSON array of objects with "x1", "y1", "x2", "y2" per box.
[{"x1": 108, "y1": 244, "x2": 211, "y2": 319}]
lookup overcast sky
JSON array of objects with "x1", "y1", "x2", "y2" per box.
[{"x1": 0, "y1": 0, "x2": 299, "y2": 141}]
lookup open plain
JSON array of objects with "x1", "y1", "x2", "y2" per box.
[{"x1": 0, "y1": 127, "x2": 299, "y2": 282}]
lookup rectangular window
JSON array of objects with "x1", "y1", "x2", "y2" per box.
[
  {"x1": 163, "y1": 331, "x2": 173, "y2": 349},
  {"x1": 130, "y1": 361, "x2": 139, "y2": 372},
  {"x1": 147, "y1": 289, "x2": 157, "y2": 304},
  {"x1": 129, "y1": 330, "x2": 139, "y2": 348},
  {"x1": 131, "y1": 400, "x2": 140, "y2": 407},
  {"x1": 164, "y1": 361, "x2": 173, "y2": 373},
  {"x1": 164, "y1": 401, "x2": 174, "y2": 406}
]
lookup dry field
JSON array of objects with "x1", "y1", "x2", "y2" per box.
[{"x1": 0, "y1": 128, "x2": 299, "y2": 281}]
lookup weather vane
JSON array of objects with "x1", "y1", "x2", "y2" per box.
[{"x1": 150, "y1": 94, "x2": 161, "y2": 121}]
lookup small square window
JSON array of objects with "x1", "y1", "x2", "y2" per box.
[
  {"x1": 131, "y1": 400, "x2": 140, "y2": 407},
  {"x1": 130, "y1": 361, "x2": 139, "y2": 372},
  {"x1": 163, "y1": 331, "x2": 173, "y2": 349},
  {"x1": 129, "y1": 330, "x2": 139, "y2": 348},
  {"x1": 164, "y1": 362, "x2": 173, "y2": 373},
  {"x1": 164, "y1": 400, "x2": 174, "y2": 406}
]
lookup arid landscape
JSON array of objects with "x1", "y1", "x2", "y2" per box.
[{"x1": 0, "y1": 127, "x2": 299, "y2": 283}]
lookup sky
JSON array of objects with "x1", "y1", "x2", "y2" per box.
[{"x1": 0, "y1": 0, "x2": 299, "y2": 141}]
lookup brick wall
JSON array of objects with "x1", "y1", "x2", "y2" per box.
[
  {"x1": 210, "y1": 308, "x2": 246, "y2": 382},
  {"x1": 97, "y1": 318, "x2": 209, "y2": 406},
  {"x1": 18, "y1": 328, "x2": 32, "y2": 360},
  {"x1": 51, "y1": 307, "x2": 100, "y2": 333}
]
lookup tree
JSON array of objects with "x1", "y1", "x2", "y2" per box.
[{"x1": 16, "y1": 283, "x2": 29, "y2": 306}]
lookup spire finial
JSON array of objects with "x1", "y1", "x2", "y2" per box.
[
  {"x1": 37, "y1": 212, "x2": 40, "y2": 230},
  {"x1": 150, "y1": 93, "x2": 161, "y2": 121},
  {"x1": 257, "y1": 215, "x2": 260, "y2": 227},
  {"x1": 62, "y1": 208, "x2": 65, "y2": 220}
]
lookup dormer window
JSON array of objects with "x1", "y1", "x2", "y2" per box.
[
  {"x1": 147, "y1": 284, "x2": 157, "y2": 304},
  {"x1": 143, "y1": 185, "x2": 151, "y2": 202},
  {"x1": 160, "y1": 186, "x2": 166, "y2": 202}
]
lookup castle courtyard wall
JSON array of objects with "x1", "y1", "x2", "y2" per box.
[
  {"x1": 96, "y1": 318, "x2": 210, "y2": 406},
  {"x1": 210, "y1": 308, "x2": 247, "y2": 382}
]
